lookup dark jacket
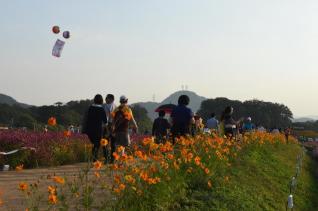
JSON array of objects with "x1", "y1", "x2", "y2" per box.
[
  {"x1": 152, "y1": 117, "x2": 170, "y2": 137},
  {"x1": 85, "y1": 105, "x2": 107, "y2": 142},
  {"x1": 171, "y1": 105, "x2": 193, "y2": 136}
]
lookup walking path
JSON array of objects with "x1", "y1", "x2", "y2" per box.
[{"x1": 0, "y1": 163, "x2": 88, "y2": 210}]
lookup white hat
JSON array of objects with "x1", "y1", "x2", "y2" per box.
[
  {"x1": 120, "y1": 95, "x2": 128, "y2": 102},
  {"x1": 247, "y1": 117, "x2": 252, "y2": 121}
]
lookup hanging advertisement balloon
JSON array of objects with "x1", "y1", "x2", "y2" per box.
[
  {"x1": 63, "y1": 31, "x2": 70, "y2": 39},
  {"x1": 52, "y1": 39, "x2": 65, "y2": 58},
  {"x1": 52, "y1": 26, "x2": 60, "y2": 34}
]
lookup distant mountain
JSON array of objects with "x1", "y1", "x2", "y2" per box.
[
  {"x1": 292, "y1": 116, "x2": 318, "y2": 123},
  {"x1": 133, "y1": 90, "x2": 207, "y2": 120},
  {"x1": 161, "y1": 90, "x2": 206, "y2": 112},
  {"x1": 0, "y1": 93, "x2": 31, "y2": 108},
  {"x1": 134, "y1": 101, "x2": 160, "y2": 120}
]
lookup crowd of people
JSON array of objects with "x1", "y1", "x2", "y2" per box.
[
  {"x1": 82, "y1": 94, "x2": 137, "y2": 163},
  {"x1": 82, "y1": 93, "x2": 291, "y2": 163}
]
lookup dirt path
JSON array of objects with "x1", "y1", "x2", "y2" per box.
[{"x1": 0, "y1": 163, "x2": 89, "y2": 210}]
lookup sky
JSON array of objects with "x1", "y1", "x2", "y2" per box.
[{"x1": 1, "y1": 0, "x2": 318, "y2": 117}]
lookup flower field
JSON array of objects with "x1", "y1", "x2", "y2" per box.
[
  {"x1": 0, "y1": 130, "x2": 89, "y2": 168},
  {"x1": 4, "y1": 131, "x2": 317, "y2": 210}
]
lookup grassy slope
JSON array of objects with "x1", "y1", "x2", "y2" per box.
[{"x1": 207, "y1": 143, "x2": 318, "y2": 211}]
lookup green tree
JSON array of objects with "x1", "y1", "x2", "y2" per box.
[
  {"x1": 198, "y1": 98, "x2": 293, "y2": 129},
  {"x1": 131, "y1": 105, "x2": 153, "y2": 134}
]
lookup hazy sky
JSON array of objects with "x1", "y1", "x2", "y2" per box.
[{"x1": 1, "y1": 0, "x2": 318, "y2": 116}]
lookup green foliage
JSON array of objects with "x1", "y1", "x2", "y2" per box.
[
  {"x1": 212, "y1": 143, "x2": 318, "y2": 211},
  {"x1": 0, "y1": 100, "x2": 92, "y2": 129},
  {"x1": 131, "y1": 104, "x2": 153, "y2": 134},
  {"x1": 0, "y1": 103, "x2": 36, "y2": 128},
  {"x1": 49, "y1": 141, "x2": 90, "y2": 166},
  {"x1": 114, "y1": 142, "x2": 318, "y2": 210},
  {"x1": 293, "y1": 120, "x2": 318, "y2": 132}
]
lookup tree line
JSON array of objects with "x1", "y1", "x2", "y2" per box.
[
  {"x1": 0, "y1": 101, "x2": 152, "y2": 133},
  {"x1": 0, "y1": 97, "x2": 300, "y2": 133},
  {"x1": 197, "y1": 98, "x2": 293, "y2": 129}
]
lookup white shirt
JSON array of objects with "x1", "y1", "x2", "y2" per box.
[
  {"x1": 103, "y1": 103, "x2": 116, "y2": 123},
  {"x1": 206, "y1": 117, "x2": 219, "y2": 129}
]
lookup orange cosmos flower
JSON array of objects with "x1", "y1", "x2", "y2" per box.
[
  {"x1": 47, "y1": 117, "x2": 57, "y2": 126},
  {"x1": 194, "y1": 156, "x2": 201, "y2": 166},
  {"x1": 52, "y1": 176, "x2": 65, "y2": 185},
  {"x1": 48, "y1": 194, "x2": 58, "y2": 204},
  {"x1": 19, "y1": 182, "x2": 28, "y2": 191},
  {"x1": 160, "y1": 161, "x2": 169, "y2": 170},
  {"x1": 142, "y1": 137, "x2": 152, "y2": 146},
  {"x1": 100, "y1": 138, "x2": 108, "y2": 146},
  {"x1": 134, "y1": 150, "x2": 147, "y2": 160},
  {"x1": 147, "y1": 178, "x2": 158, "y2": 185},
  {"x1": 200, "y1": 163, "x2": 205, "y2": 169},
  {"x1": 150, "y1": 165, "x2": 158, "y2": 173},
  {"x1": 208, "y1": 180, "x2": 212, "y2": 188},
  {"x1": 120, "y1": 153, "x2": 128, "y2": 162},
  {"x1": 48, "y1": 186, "x2": 57, "y2": 195},
  {"x1": 117, "y1": 146, "x2": 125, "y2": 153},
  {"x1": 132, "y1": 167, "x2": 140, "y2": 174},
  {"x1": 204, "y1": 168, "x2": 210, "y2": 175},
  {"x1": 16, "y1": 164, "x2": 24, "y2": 171},
  {"x1": 112, "y1": 164, "x2": 119, "y2": 170},
  {"x1": 124, "y1": 175, "x2": 136, "y2": 184},
  {"x1": 94, "y1": 172, "x2": 101, "y2": 178},
  {"x1": 112, "y1": 152, "x2": 120, "y2": 161},
  {"x1": 181, "y1": 148, "x2": 188, "y2": 157},
  {"x1": 63, "y1": 130, "x2": 71, "y2": 138},
  {"x1": 113, "y1": 188, "x2": 121, "y2": 194},
  {"x1": 140, "y1": 171, "x2": 149, "y2": 181},
  {"x1": 186, "y1": 167, "x2": 193, "y2": 174},
  {"x1": 119, "y1": 184, "x2": 126, "y2": 190},
  {"x1": 134, "y1": 150, "x2": 143, "y2": 158},
  {"x1": 149, "y1": 142, "x2": 159, "y2": 151},
  {"x1": 114, "y1": 175, "x2": 121, "y2": 184},
  {"x1": 166, "y1": 154, "x2": 174, "y2": 160},
  {"x1": 147, "y1": 177, "x2": 161, "y2": 185},
  {"x1": 93, "y1": 160, "x2": 103, "y2": 170},
  {"x1": 185, "y1": 152, "x2": 193, "y2": 163},
  {"x1": 0, "y1": 199, "x2": 3, "y2": 206}
]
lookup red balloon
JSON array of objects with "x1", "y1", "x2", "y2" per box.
[
  {"x1": 52, "y1": 26, "x2": 60, "y2": 34},
  {"x1": 63, "y1": 31, "x2": 70, "y2": 39}
]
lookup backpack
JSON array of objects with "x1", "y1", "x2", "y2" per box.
[{"x1": 112, "y1": 108, "x2": 130, "y2": 133}]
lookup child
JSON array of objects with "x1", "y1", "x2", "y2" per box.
[{"x1": 152, "y1": 110, "x2": 170, "y2": 143}]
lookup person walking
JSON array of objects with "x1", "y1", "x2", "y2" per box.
[
  {"x1": 171, "y1": 95, "x2": 194, "y2": 141},
  {"x1": 152, "y1": 110, "x2": 170, "y2": 143},
  {"x1": 206, "y1": 112, "x2": 219, "y2": 131},
  {"x1": 112, "y1": 95, "x2": 138, "y2": 153},
  {"x1": 192, "y1": 114, "x2": 204, "y2": 135},
  {"x1": 284, "y1": 127, "x2": 291, "y2": 142},
  {"x1": 242, "y1": 117, "x2": 254, "y2": 132},
  {"x1": 220, "y1": 106, "x2": 238, "y2": 138},
  {"x1": 103, "y1": 94, "x2": 117, "y2": 163},
  {"x1": 83, "y1": 94, "x2": 107, "y2": 162}
]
